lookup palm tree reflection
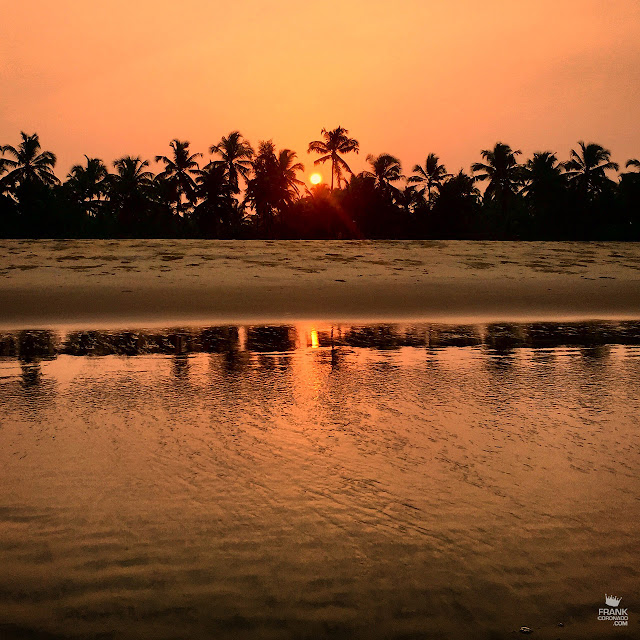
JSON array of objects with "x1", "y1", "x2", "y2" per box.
[
  {"x1": 20, "y1": 361, "x2": 42, "y2": 387},
  {"x1": 172, "y1": 354, "x2": 190, "y2": 379},
  {"x1": 246, "y1": 326, "x2": 297, "y2": 353}
]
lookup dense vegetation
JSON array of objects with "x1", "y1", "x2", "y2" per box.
[{"x1": 1, "y1": 128, "x2": 638, "y2": 240}]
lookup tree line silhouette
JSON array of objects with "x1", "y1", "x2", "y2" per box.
[{"x1": 1, "y1": 127, "x2": 639, "y2": 240}]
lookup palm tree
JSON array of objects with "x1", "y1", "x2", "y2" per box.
[
  {"x1": 108, "y1": 156, "x2": 154, "y2": 206},
  {"x1": 619, "y1": 160, "x2": 640, "y2": 234},
  {"x1": 246, "y1": 141, "x2": 304, "y2": 232},
  {"x1": 408, "y1": 153, "x2": 450, "y2": 206},
  {"x1": 155, "y1": 139, "x2": 201, "y2": 215},
  {"x1": 520, "y1": 152, "x2": 569, "y2": 237},
  {"x1": 471, "y1": 142, "x2": 523, "y2": 201},
  {"x1": 107, "y1": 156, "x2": 155, "y2": 232},
  {"x1": 274, "y1": 148, "x2": 305, "y2": 205},
  {"x1": 397, "y1": 184, "x2": 425, "y2": 215},
  {"x1": 196, "y1": 163, "x2": 230, "y2": 207},
  {"x1": 431, "y1": 170, "x2": 481, "y2": 238},
  {"x1": 362, "y1": 153, "x2": 404, "y2": 199},
  {"x1": 194, "y1": 163, "x2": 238, "y2": 235},
  {"x1": 66, "y1": 156, "x2": 108, "y2": 215},
  {"x1": 563, "y1": 141, "x2": 619, "y2": 196},
  {"x1": 308, "y1": 126, "x2": 359, "y2": 191},
  {"x1": 439, "y1": 170, "x2": 480, "y2": 198},
  {"x1": 0, "y1": 132, "x2": 59, "y2": 190},
  {"x1": 246, "y1": 141, "x2": 276, "y2": 228},
  {"x1": 0, "y1": 153, "x2": 11, "y2": 196},
  {"x1": 521, "y1": 152, "x2": 565, "y2": 199},
  {"x1": 209, "y1": 131, "x2": 254, "y2": 194}
]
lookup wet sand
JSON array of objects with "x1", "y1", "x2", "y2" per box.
[{"x1": 1, "y1": 240, "x2": 640, "y2": 327}]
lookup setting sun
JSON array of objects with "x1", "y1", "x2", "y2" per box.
[{"x1": 310, "y1": 173, "x2": 322, "y2": 185}]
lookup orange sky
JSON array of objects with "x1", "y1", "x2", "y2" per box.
[{"x1": 1, "y1": 0, "x2": 639, "y2": 182}]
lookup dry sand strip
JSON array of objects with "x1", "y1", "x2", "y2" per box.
[{"x1": 1, "y1": 240, "x2": 640, "y2": 328}]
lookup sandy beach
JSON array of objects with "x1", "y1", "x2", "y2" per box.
[
  {"x1": 3, "y1": 240, "x2": 640, "y2": 639},
  {"x1": 1, "y1": 239, "x2": 639, "y2": 327}
]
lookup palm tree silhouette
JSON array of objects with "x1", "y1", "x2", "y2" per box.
[
  {"x1": 363, "y1": 153, "x2": 404, "y2": 199},
  {"x1": 439, "y1": 170, "x2": 480, "y2": 199},
  {"x1": 0, "y1": 132, "x2": 59, "y2": 190},
  {"x1": 196, "y1": 163, "x2": 230, "y2": 206},
  {"x1": 155, "y1": 139, "x2": 201, "y2": 215},
  {"x1": 397, "y1": 184, "x2": 424, "y2": 215},
  {"x1": 209, "y1": 131, "x2": 254, "y2": 194},
  {"x1": 108, "y1": 156, "x2": 155, "y2": 206},
  {"x1": 520, "y1": 152, "x2": 569, "y2": 237},
  {"x1": 472, "y1": 142, "x2": 522, "y2": 201},
  {"x1": 275, "y1": 148, "x2": 305, "y2": 205},
  {"x1": 521, "y1": 152, "x2": 565, "y2": 198},
  {"x1": 625, "y1": 159, "x2": 640, "y2": 171},
  {"x1": 0, "y1": 153, "x2": 11, "y2": 196},
  {"x1": 430, "y1": 170, "x2": 481, "y2": 238},
  {"x1": 66, "y1": 156, "x2": 108, "y2": 216},
  {"x1": 107, "y1": 156, "x2": 155, "y2": 231},
  {"x1": 408, "y1": 153, "x2": 450, "y2": 206},
  {"x1": 246, "y1": 141, "x2": 304, "y2": 232},
  {"x1": 308, "y1": 126, "x2": 359, "y2": 191},
  {"x1": 194, "y1": 164, "x2": 239, "y2": 234},
  {"x1": 246, "y1": 141, "x2": 276, "y2": 228},
  {"x1": 563, "y1": 141, "x2": 619, "y2": 196}
]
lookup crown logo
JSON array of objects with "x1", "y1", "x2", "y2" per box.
[{"x1": 605, "y1": 594, "x2": 622, "y2": 607}]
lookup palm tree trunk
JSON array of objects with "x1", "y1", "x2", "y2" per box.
[{"x1": 331, "y1": 155, "x2": 335, "y2": 192}]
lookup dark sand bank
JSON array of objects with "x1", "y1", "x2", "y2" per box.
[{"x1": 1, "y1": 240, "x2": 639, "y2": 327}]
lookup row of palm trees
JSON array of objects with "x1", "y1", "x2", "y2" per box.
[
  {"x1": 0, "y1": 130, "x2": 311, "y2": 234},
  {"x1": 1, "y1": 128, "x2": 639, "y2": 239},
  {"x1": 309, "y1": 134, "x2": 636, "y2": 206},
  {"x1": 302, "y1": 134, "x2": 639, "y2": 238}
]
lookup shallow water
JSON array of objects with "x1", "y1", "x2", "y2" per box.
[{"x1": 1, "y1": 322, "x2": 638, "y2": 639}]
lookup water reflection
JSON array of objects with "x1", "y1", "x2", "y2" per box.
[
  {"x1": 20, "y1": 361, "x2": 42, "y2": 388},
  {"x1": 219, "y1": 347, "x2": 248, "y2": 376},
  {"x1": 1, "y1": 320, "x2": 639, "y2": 363},
  {"x1": 246, "y1": 325, "x2": 297, "y2": 353},
  {"x1": 0, "y1": 320, "x2": 639, "y2": 640},
  {"x1": 172, "y1": 353, "x2": 191, "y2": 379},
  {"x1": 201, "y1": 325, "x2": 239, "y2": 353}
]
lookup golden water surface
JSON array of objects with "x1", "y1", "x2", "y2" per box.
[{"x1": 0, "y1": 322, "x2": 638, "y2": 639}]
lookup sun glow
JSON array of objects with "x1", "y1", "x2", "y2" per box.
[{"x1": 310, "y1": 173, "x2": 322, "y2": 185}]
